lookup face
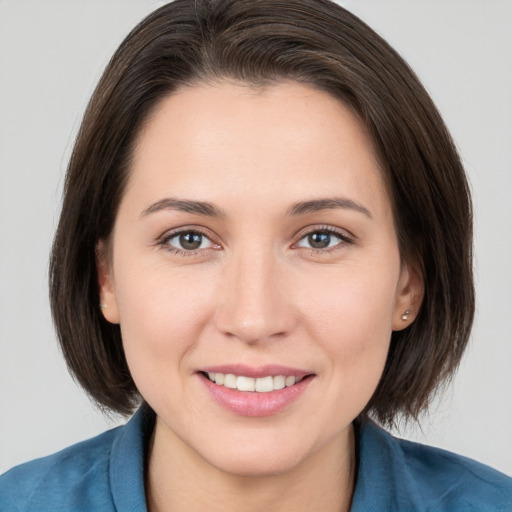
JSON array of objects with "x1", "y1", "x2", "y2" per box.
[{"x1": 99, "y1": 81, "x2": 421, "y2": 476}]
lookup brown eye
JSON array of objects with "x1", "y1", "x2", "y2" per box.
[
  {"x1": 179, "y1": 232, "x2": 203, "y2": 250},
  {"x1": 308, "y1": 232, "x2": 331, "y2": 249},
  {"x1": 165, "y1": 230, "x2": 214, "y2": 252},
  {"x1": 297, "y1": 230, "x2": 344, "y2": 250}
]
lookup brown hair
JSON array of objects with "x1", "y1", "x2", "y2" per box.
[{"x1": 49, "y1": 0, "x2": 474, "y2": 425}]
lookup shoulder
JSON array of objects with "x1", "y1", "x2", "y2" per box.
[
  {"x1": 398, "y1": 434, "x2": 512, "y2": 510},
  {"x1": 355, "y1": 421, "x2": 512, "y2": 512},
  {"x1": 0, "y1": 426, "x2": 121, "y2": 512},
  {"x1": 0, "y1": 407, "x2": 151, "y2": 512}
]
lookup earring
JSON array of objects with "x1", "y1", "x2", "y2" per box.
[
  {"x1": 100, "y1": 303, "x2": 107, "y2": 310},
  {"x1": 401, "y1": 309, "x2": 411, "y2": 321}
]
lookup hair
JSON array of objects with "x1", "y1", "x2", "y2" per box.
[{"x1": 49, "y1": 0, "x2": 474, "y2": 425}]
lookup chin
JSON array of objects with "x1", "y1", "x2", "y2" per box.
[
  {"x1": 193, "y1": 425, "x2": 324, "y2": 478},
  {"x1": 207, "y1": 445, "x2": 307, "y2": 478}
]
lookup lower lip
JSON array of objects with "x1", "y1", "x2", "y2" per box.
[{"x1": 198, "y1": 373, "x2": 314, "y2": 417}]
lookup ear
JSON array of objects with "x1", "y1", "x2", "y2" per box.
[
  {"x1": 392, "y1": 263, "x2": 424, "y2": 331},
  {"x1": 96, "y1": 240, "x2": 120, "y2": 324}
]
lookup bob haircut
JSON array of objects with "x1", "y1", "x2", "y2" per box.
[{"x1": 49, "y1": 0, "x2": 474, "y2": 425}]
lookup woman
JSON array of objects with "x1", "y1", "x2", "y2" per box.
[{"x1": 1, "y1": 0, "x2": 511, "y2": 510}]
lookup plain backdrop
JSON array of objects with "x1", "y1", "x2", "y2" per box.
[{"x1": 1, "y1": 0, "x2": 511, "y2": 476}]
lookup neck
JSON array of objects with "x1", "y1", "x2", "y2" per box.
[{"x1": 146, "y1": 417, "x2": 356, "y2": 512}]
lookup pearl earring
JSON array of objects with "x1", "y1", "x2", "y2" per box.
[
  {"x1": 401, "y1": 309, "x2": 411, "y2": 321},
  {"x1": 100, "y1": 303, "x2": 107, "y2": 310}
]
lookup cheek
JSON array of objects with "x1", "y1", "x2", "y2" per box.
[
  {"x1": 298, "y1": 260, "x2": 398, "y2": 338},
  {"x1": 296, "y1": 261, "x2": 398, "y2": 395},
  {"x1": 113, "y1": 262, "x2": 218, "y2": 392}
]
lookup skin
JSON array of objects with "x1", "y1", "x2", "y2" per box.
[{"x1": 98, "y1": 81, "x2": 423, "y2": 512}]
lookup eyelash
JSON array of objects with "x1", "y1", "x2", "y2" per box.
[
  {"x1": 157, "y1": 225, "x2": 354, "y2": 257},
  {"x1": 295, "y1": 225, "x2": 354, "y2": 255},
  {"x1": 158, "y1": 227, "x2": 217, "y2": 257}
]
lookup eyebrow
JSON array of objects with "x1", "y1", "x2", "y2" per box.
[
  {"x1": 286, "y1": 197, "x2": 372, "y2": 218},
  {"x1": 140, "y1": 196, "x2": 372, "y2": 220},
  {"x1": 139, "y1": 198, "x2": 226, "y2": 219}
]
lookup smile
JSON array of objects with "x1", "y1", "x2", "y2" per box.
[
  {"x1": 205, "y1": 372, "x2": 302, "y2": 392},
  {"x1": 198, "y1": 366, "x2": 314, "y2": 417}
]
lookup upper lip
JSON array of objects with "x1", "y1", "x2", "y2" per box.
[{"x1": 198, "y1": 364, "x2": 313, "y2": 379}]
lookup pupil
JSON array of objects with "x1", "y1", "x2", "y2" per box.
[
  {"x1": 309, "y1": 232, "x2": 330, "y2": 249},
  {"x1": 180, "y1": 232, "x2": 202, "y2": 250}
]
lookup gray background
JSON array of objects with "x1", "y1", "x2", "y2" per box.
[{"x1": 1, "y1": 0, "x2": 511, "y2": 475}]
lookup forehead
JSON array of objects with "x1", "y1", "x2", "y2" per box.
[{"x1": 125, "y1": 80, "x2": 390, "y2": 218}]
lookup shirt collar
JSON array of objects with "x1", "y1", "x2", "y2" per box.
[
  {"x1": 109, "y1": 408, "x2": 423, "y2": 512},
  {"x1": 350, "y1": 420, "x2": 425, "y2": 512},
  {"x1": 110, "y1": 405, "x2": 154, "y2": 512}
]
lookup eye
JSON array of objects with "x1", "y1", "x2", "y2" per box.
[
  {"x1": 296, "y1": 228, "x2": 351, "y2": 251},
  {"x1": 163, "y1": 230, "x2": 217, "y2": 253}
]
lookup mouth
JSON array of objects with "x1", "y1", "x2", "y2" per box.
[
  {"x1": 197, "y1": 366, "x2": 315, "y2": 416},
  {"x1": 200, "y1": 371, "x2": 308, "y2": 392}
]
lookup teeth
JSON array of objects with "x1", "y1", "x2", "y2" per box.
[
  {"x1": 223, "y1": 374, "x2": 237, "y2": 389},
  {"x1": 273, "y1": 375, "x2": 285, "y2": 390},
  {"x1": 206, "y1": 372, "x2": 300, "y2": 392},
  {"x1": 237, "y1": 376, "x2": 255, "y2": 392},
  {"x1": 285, "y1": 375, "x2": 296, "y2": 387},
  {"x1": 255, "y1": 376, "x2": 273, "y2": 393}
]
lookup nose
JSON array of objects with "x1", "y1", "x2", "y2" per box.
[{"x1": 214, "y1": 247, "x2": 298, "y2": 344}]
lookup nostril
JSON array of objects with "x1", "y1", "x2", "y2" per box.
[{"x1": 213, "y1": 276, "x2": 298, "y2": 343}]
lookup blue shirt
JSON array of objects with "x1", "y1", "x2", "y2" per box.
[{"x1": 1, "y1": 406, "x2": 511, "y2": 511}]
